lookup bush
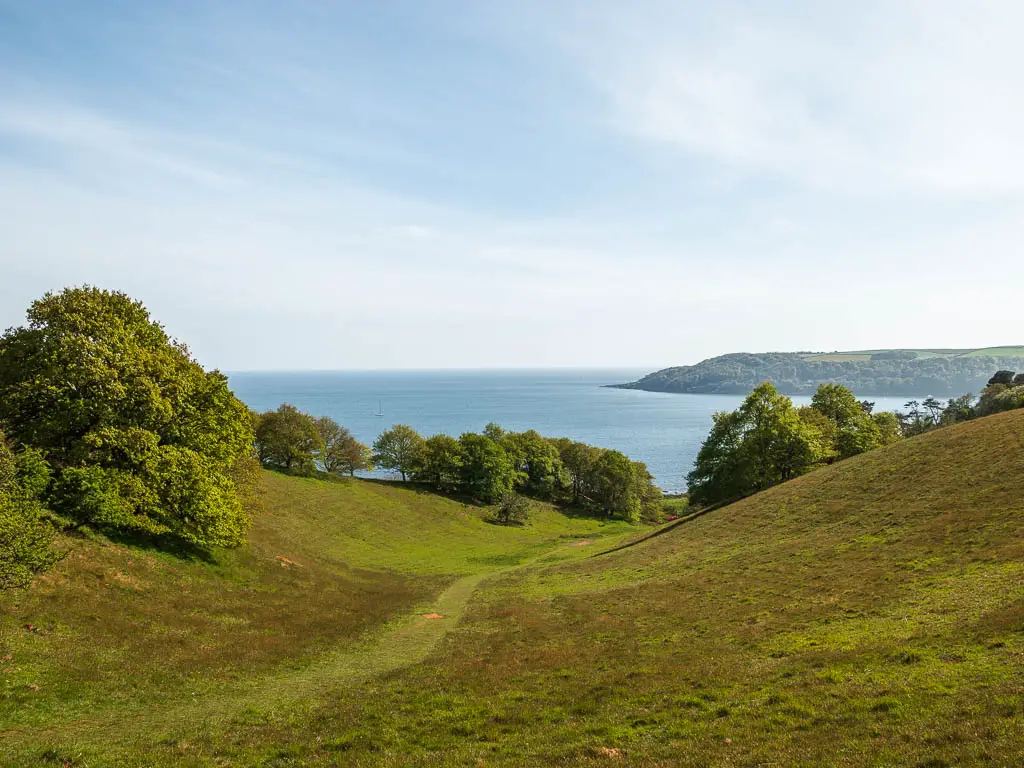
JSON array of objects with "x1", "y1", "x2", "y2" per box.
[{"x1": 493, "y1": 492, "x2": 530, "y2": 526}]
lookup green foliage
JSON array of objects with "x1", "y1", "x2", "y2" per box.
[
  {"x1": 417, "y1": 434, "x2": 464, "y2": 493},
  {"x1": 458, "y1": 433, "x2": 515, "y2": 503},
  {"x1": 313, "y1": 416, "x2": 371, "y2": 476},
  {"x1": 977, "y1": 384, "x2": 1024, "y2": 416},
  {"x1": 372, "y1": 425, "x2": 426, "y2": 481},
  {"x1": 255, "y1": 404, "x2": 323, "y2": 475},
  {"x1": 492, "y1": 491, "x2": 530, "y2": 526},
  {"x1": 504, "y1": 430, "x2": 563, "y2": 498},
  {"x1": 688, "y1": 382, "x2": 858, "y2": 506},
  {"x1": 871, "y1": 411, "x2": 903, "y2": 445},
  {"x1": 0, "y1": 287, "x2": 254, "y2": 548},
  {"x1": 0, "y1": 431, "x2": 61, "y2": 590},
  {"x1": 551, "y1": 437, "x2": 600, "y2": 504},
  {"x1": 689, "y1": 371, "x2": 1024, "y2": 507},
  {"x1": 407, "y1": 426, "x2": 658, "y2": 520},
  {"x1": 810, "y1": 383, "x2": 863, "y2": 428}
]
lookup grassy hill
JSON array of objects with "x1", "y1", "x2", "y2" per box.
[
  {"x1": 0, "y1": 476, "x2": 636, "y2": 762},
  {"x1": 3, "y1": 411, "x2": 1024, "y2": 765}
]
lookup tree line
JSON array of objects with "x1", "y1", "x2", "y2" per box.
[
  {"x1": 0, "y1": 287, "x2": 667, "y2": 592},
  {"x1": 899, "y1": 370, "x2": 1024, "y2": 436},
  {"x1": 253, "y1": 406, "x2": 664, "y2": 524},
  {"x1": 254, "y1": 404, "x2": 372, "y2": 476},
  {"x1": 687, "y1": 372, "x2": 1024, "y2": 506}
]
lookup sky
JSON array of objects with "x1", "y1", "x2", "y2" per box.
[{"x1": 2, "y1": 1, "x2": 1023, "y2": 371}]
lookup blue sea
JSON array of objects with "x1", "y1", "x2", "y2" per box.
[{"x1": 227, "y1": 370, "x2": 914, "y2": 494}]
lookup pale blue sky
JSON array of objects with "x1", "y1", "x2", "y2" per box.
[{"x1": 2, "y1": 1, "x2": 1022, "y2": 369}]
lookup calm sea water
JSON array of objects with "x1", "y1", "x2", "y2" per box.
[{"x1": 227, "y1": 369, "x2": 914, "y2": 494}]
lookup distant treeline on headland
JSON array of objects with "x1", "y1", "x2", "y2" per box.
[{"x1": 614, "y1": 348, "x2": 1024, "y2": 396}]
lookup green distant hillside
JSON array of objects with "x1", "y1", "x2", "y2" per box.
[
  {"x1": 3, "y1": 411, "x2": 1023, "y2": 765},
  {"x1": 615, "y1": 346, "x2": 1024, "y2": 396}
]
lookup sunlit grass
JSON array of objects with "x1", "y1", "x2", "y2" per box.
[{"x1": 3, "y1": 410, "x2": 1023, "y2": 766}]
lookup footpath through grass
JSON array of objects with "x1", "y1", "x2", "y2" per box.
[{"x1": 0, "y1": 474, "x2": 637, "y2": 764}]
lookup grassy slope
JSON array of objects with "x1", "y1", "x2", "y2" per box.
[
  {"x1": 0, "y1": 474, "x2": 635, "y2": 754},
  {"x1": 4, "y1": 412, "x2": 1024, "y2": 766},
  {"x1": 112, "y1": 409, "x2": 1022, "y2": 768}
]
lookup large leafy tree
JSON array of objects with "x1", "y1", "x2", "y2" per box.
[
  {"x1": 811, "y1": 383, "x2": 864, "y2": 429},
  {"x1": 551, "y1": 438, "x2": 600, "y2": 504},
  {"x1": 687, "y1": 383, "x2": 824, "y2": 506},
  {"x1": 0, "y1": 287, "x2": 255, "y2": 548},
  {"x1": 255, "y1": 404, "x2": 323, "y2": 474},
  {"x1": 506, "y1": 430, "x2": 563, "y2": 498},
  {"x1": 372, "y1": 425, "x2": 425, "y2": 481},
  {"x1": 458, "y1": 432, "x2": 515, "y2": 502},
  {"x1": 0, "y1": 431, "x2": 61, "y2": 589},
  {"x1": 417, "y1": 434, "x2": 464, "y2": 493},
  {"x1": 686, "y1": 410, "x2": 753, "y2": 506}
]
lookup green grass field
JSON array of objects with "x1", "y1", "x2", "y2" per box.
[
  {"x1": 3, "y1": 411, "x2": 1024, "y2": 766},
  {"x1": 959, "y1": 346, "x2": 1024, "y2": 358},
  {"x1": 804, "y1": 346, "x2": 1024, "y2": 362}
]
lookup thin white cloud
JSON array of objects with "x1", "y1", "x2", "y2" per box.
[
  {"x1": 553, "y1": 1, "x2": 1024, "y2": 197},
  {"x1": 2, "y1": 2, "x2": 1023, "y2": 370}
]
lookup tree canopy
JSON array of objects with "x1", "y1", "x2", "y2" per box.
[
  {"x1": 372, "y1": 425, "x2": 426, "y2": 481},
  {"x1": 0, "y1": 287, "x2": 255, "y2": 548},
  {"x1": 687, "y1": 382, "x2": 898, "y2": 507},
  {"x1": 255, "y1": 404, "x2": 323, "y2": 474},
  {"x1": 0, "y1": 430, "x2": 61, "y2": 590}
]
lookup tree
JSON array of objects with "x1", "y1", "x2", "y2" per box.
[
  {"x1": 1015, "y1": 373, "x2": 1024, "y2": 387},
  {"x1": 0, "y1": 432, "x2": 61, "y2": 590},
  {"x1": 902, "y1": 400, "x2": 926, "y2": 436},
  {"x1": 372, "y1": 425, "x2": 425, "y2": 481},
  {"x1": 0, "y1": 287, "x2": 255, "y2": 548},
  {"x1": 506, "y1": 430, "x2": 562, "y2": 497},
  {"x1": 493, "y1": 491, "x2": 530, "y2": 526},
  {"x1": 256, "y1": 404, "x2": 323, "y2": 474},
  {"x1": 922, "y1": 397, "x2": 945, "y2": 424},
  {"x1": 458, "y1": 433, "x2": 514, "y2": 502},
  {"x1": 592, "y1": 449, "x2": 639, "y2": 520},
  {"x1": 738, "y1": 383, "x2": 823, "y2": 488},
  {"x1": 686, "y1": 411, "x2": 751, "y2": 507},
  {"x1": 552, "y1": 439, "x2": 600, "y2": 504},
  {"x1": 631, "y1": 460, "x2": 664, "y2": 523},
  {"x1": 336, "y1": 434, "x2": 373, "y2": 476},
  {"x1": 687, "y1": 383, "x2": 824, "y2": 506},
  {"x1": 871, "y1": 411, "x2": 903, "y2": 445},
  {"x1": 941, "y1": 394, "x2": 975, "y2": 425},
  {"x1": 418, "y1": 434, "x2": 464, "y2": 493},
  {"x1": 811, "y1": 383, "x2": 864, "y2": 428},
  {"x1": 312, "y1": 416, "x2": 369, "y2": 476},
  {"x1": 835, "y1": 415, "x2": 882, "y2": 459}
]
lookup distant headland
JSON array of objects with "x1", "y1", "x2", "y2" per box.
[{"x1": 612, "y1": 347, "x2": 1024, "y2": 397}]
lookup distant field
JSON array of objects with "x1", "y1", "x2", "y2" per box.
[
  {"x1": 960, "y1": 345, "x2": 1024, "y2": 358},
  {"x1": 804, "y1": 346, "x2": 1024, "y2": 362},
  {"x1": 3, "y1": 413, "x2": 1024, "y2": 765}
]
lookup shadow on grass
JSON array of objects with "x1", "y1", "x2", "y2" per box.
[{"x1": 70, "y1": 525, "x2": 221, "y2": 564}]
